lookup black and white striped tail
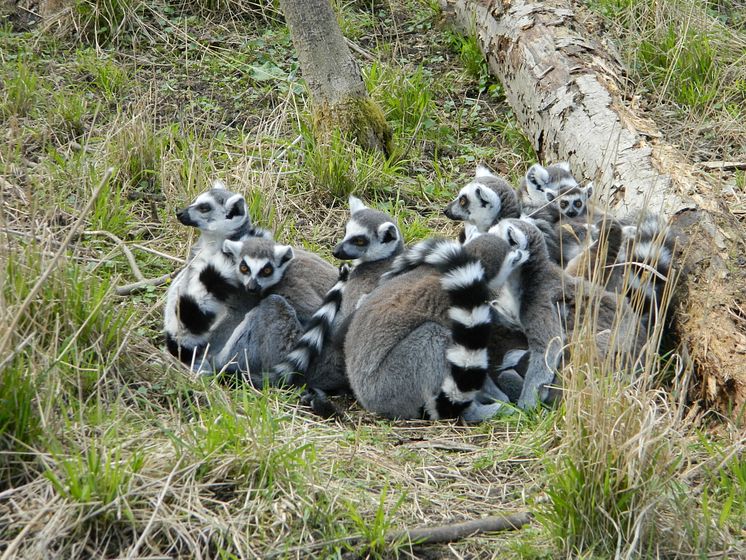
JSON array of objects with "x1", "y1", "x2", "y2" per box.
[
  {"x1": 418, "y1": 241, "x2": 494, "y2": 420},
  {"x1": 381, "y1": 238, "x2": 462, "y2": 282},
  {"x1": 271, "y1": 264, "x2": 351, "y2": 387}
]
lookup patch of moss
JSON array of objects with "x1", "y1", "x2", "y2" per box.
[{"x1": 312, "y1": 94, "x2": 393, "y2": 157}]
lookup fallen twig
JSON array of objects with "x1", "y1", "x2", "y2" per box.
[
  {"x1": 82, "y1": 229, "x2": 146, "y2": 282},
  {"x1": 699, "y1": 161, "x2": 746, "y2": 171},
  {"x1": 130, "y1": 243, "x2": 185, "y2": 264},
  {"x1": 388, "y1": 512, "x2": 532, "y2": 545},
  {"x1": 116, "y1": 272, "x2": 177, "y2": 296}
]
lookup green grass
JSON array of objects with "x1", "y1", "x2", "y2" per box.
[
  {"x1": 585, "y1": 0, "x2": 746, "y2": 159},
  {"x1": 1, "y1": 63, "x2": 41, "y2": 117}
]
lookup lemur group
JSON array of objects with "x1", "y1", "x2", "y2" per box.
[{"x1": 164, "y1": 162, "x2": 676, "y2": 422}]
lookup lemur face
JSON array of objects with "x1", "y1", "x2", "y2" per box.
[
  {"x1": 444, "y1": 183, "x2": 501, "y2": 230},
  {"x1": 546, "y1": 183, "x2": 593, "y2": 219},
  {"x1": 332, "y1": 196, "x2": 400, "y2": 263},
  {"x1": 223, "y1": 239, "x2": 293, "y2": 294},
  {"x1": 177, "y1": 184, "x2": 247, "y2": 235},
  {"x1": 444, "y1": 165, "x2": 502, "y2": 231}
]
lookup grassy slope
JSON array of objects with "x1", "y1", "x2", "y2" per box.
[{"x1": 0, "y1": 0, "x2": 744, "y2": 558}]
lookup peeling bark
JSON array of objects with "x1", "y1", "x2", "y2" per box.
[{"x1": 440, "y1": 0, "x2": 746, "y2": 419}]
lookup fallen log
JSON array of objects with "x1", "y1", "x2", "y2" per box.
[{"x1": 439, "y1": 0, "x2": 746, "y2": 419}]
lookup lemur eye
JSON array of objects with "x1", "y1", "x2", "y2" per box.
[
  {"x1": 197, "y1": 204, "x2": 211, "y2": 213},
  {"x1": 259, "y1": 264, "x2": 274, "y2": 277},
  {"x1": 574, "y1": 200, "x2": 583, "y2": 208},
  {"x1": 352, "y1": 236, "x2": 368, "y2": 247},
  {"x1": 560, "y1": 200, "x2": 569, "y2": 209},
  {"x1": 239, "y1": 262, "x2": 249, "y2": 274},
  {"x1": 459, "y1": 195, "x2": 467, "y2": 207}
]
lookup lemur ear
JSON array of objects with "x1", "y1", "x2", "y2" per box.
[
  {"x1": 212, "y1": 179, "x2": 227, "y2": 190},
  {"x1": 474, "y1": 186, "x2": 491, "y2": 207},
  {"x1": 475, "y1": 164, "x2": 496, "y2": 179},
  {"x1": 556, "y1": 161, "x2": 571, "y2": 172},
  {"x1": 349, "y1": 195, "x2": 367, "y2": 215},
  {"x1": 275, "y1": 245, "x2": 294, "y2": 267},
  {"x1": 526, "y1": 163, "x2": 550, "y2": 190},
  {"x1": 225, "y1": 194, "x2": 246, "y2": 220},
  {"x1": 378, "y1": 222, "x2": 399, "y2": 244},
  {"x1": 585, "y1": 182, "x2": 594, "y2": 198},
  {"x1": 545, "y1": 191, "x2": 556, "y2": 202},
  {"x1": 222, "y1": 239, "x2": 243, "y2": 260}
]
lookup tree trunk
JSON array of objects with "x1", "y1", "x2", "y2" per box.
[
  {"x1": 440, "y1": 0, "x2": 746, "y2": 418},
  {"x1": 279, "y1": 0, "x2": 392, "y2": 155}
]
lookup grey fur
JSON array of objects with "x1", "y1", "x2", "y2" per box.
[
  {"x1": 344, "y1": 234, "x2": 525, "y2": 420},
  {"x1": 270, "y1": 196, "x2": 405, "y2": 395},
  {"x1": 214, "y1": 294, "x2": 303, "y2": 381},
  {"x1": 490, "y1": 219, "x2": 648, "y2": 409}
]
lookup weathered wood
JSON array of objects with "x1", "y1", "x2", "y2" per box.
[{"x1": 440, "y1": 0, "x2": 746, "y2": 418}]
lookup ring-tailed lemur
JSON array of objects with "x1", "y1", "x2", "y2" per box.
[
  {"x1": 176, "y1": 181, "x2": 272, "y2": 258},
  {"x1": 519, "y1": 162, "x2": 592, "y2": 220},
  {"x1": 443, "y1": 164, "x2": 521, "y2": 242},
  {"x1": 344, "y1": 234, "x2": 528, "y2": 421},
  {"x1": 164, "y1": 182, "x2": 271, "y2": 372},
  {"x1": 518, "y1": 162, "x2": 600, "y2": 268},
  {"x1": 270, "y1": 196, "x2": 404, "y2": 399},
  {"x1": 490, "y1": 218, "x2": 648, "y2": 409},
  {"x1": 222, "y1": 237, "x2": 337, "y2": 324},
  {"x1": 605, "y1": 212, "x2": 677, "y2": 325},
  {"x1": 212, "y1": 236, "x2": 337, "y2": 377}
]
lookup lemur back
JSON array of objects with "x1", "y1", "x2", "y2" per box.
[
  {"x1": 344, "y1": 234, "x2": 527, "y2": 421},
  {"x1": 165, "y1": 182, "x2": 269, "y2": 373},
  {"x1": 270, "y1": 196, "x2": 405, "y2": 397}
]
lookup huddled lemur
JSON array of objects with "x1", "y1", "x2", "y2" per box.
[
  {"x1": 164, "y1": 182, "x2": 271, "y2": 373},
  {"x1": 519, "y1": 162, "x2": 594, "y2": 221},
  {"x1": 211, "y1": 236, "x2": 337, "y2": 378},
  {"x1": 609, "y1": 212, "x2": 677, "y2": 324},
  {"x1": 490, "y1": 218, "x2": 648, "y2": 409},
  {"x1": 344, "y1": 233, "x2": 528, "y2": 421},
  {"x1": 444, "y1": 164, "x2": 521, "y2": 242},
  {"x1": 270, "y1": 196, "x2": 404, "y2": 397}
]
